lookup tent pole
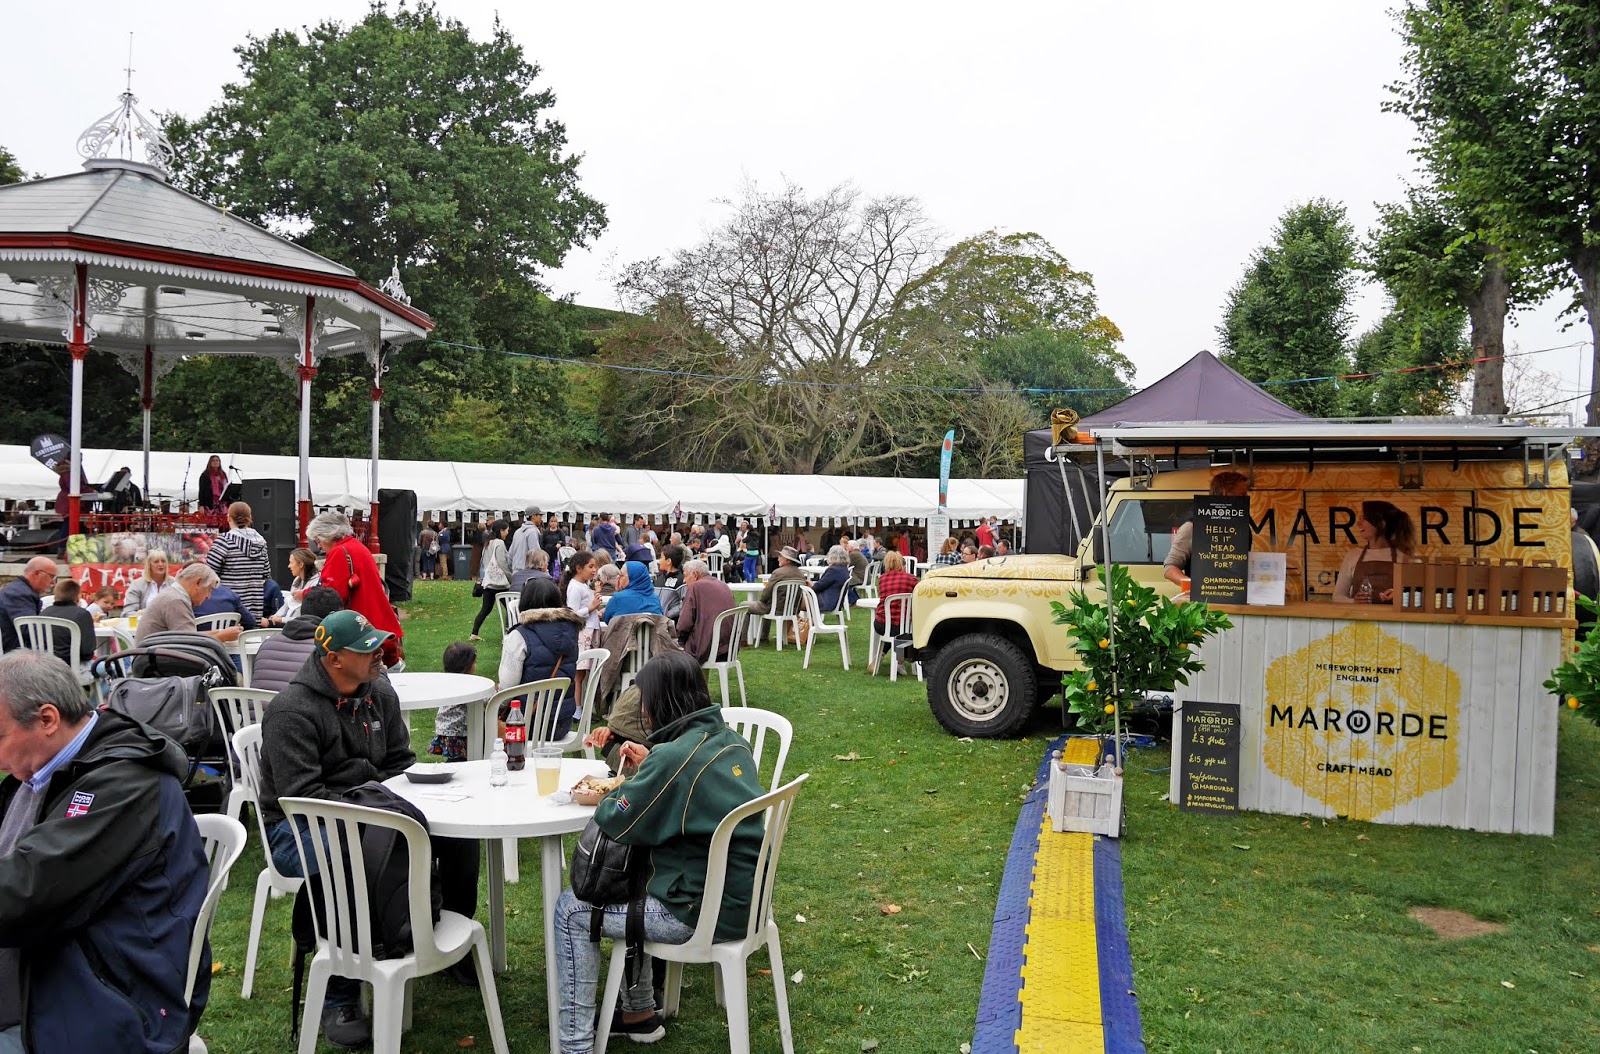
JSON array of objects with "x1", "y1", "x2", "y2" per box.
[
  {"x1": 297, "y1": 295, "x2": 317, "y2": 544},
  {"x1": 67, "y1": 263, "x2": 89, "y2": 542},
  {"x1": 1096, "y1": 436, "x2": 1122, "y2": 769}
]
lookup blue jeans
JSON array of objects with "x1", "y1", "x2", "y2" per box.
[
  {"x1": 742, "y1": 555, "x2": 758, "y2": 582},
  {"x1": 554, "y1": 889, "x2": 695, "y2": 1054}
]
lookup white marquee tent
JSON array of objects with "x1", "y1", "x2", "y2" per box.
[{"x1": 0, "y1": 445, "x2": 1024, "y2": 526}]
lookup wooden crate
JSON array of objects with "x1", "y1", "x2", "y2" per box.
[{"x1": 1047, "y1": 760, "x2": 1124, "y2": 837}]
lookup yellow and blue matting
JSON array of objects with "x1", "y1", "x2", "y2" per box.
[{"x1": 972, "y1": 736, "x2": 1144, "y2": 1054}]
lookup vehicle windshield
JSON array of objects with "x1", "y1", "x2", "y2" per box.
[{"x1": 1104, "y1": 498, "x2": 1193, "y2": 565}]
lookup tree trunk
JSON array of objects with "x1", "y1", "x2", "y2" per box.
[
  {"x1": 1466, "y1": 249, "x2": 1509, "y2": 416},
  {"x1": 1577, "y1": 256, "x2": 1600, "y2": 427}
]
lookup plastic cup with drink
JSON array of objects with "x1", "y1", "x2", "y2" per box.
[{"x1": 534, "y1": 746, "x2": 562, "y2": 796}]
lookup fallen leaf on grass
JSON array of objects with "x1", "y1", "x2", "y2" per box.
[
  {"x1": 1232, "y1": 844, "x2": 1251, "y2": 851},
  {"x1": 457, "y1": 1036, "x2": 475, "y2": 1048},
  {"x1": 210, "y1": 962, "x2": 224, "y2": 975},
  {"x1": 795, "y1": 914, "x2": 807, "y2": 923},
  {"x1": 961, "y1": 1044, "x2": 972, "y2": 1054},
  {"x1": 1500, "y1": 980, "x2": 1516, "y2": 989},
  {"x1": 880, "y1": 903, "x2": 902, "y2": 915},
  {"x1": 861, "y1": 1041, "x2": 879, "y2": 1053},
  {"x1": 1356, "y1": 834, "x2": 1370, "y2": 841},
  {"x1": 924, "y1": 788, "x2": 938, "y2": 795},
  {"x1": 791, "y1": 970, "x2": 805, "y2": 984},
  {"x1": 758, "y1": 968, "x2": 772, "y2": 975},
  {"x1": 834, "y1": 752, "x2": 873, "y2": 761}
]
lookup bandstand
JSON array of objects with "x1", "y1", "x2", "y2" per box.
[{"x1": 0, "y1": 88, "x2": 432, "y2": 548}]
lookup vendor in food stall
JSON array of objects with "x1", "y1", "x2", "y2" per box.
[{"x1": 1330, "y1": 500, "x2": 1421, "y2": 604}]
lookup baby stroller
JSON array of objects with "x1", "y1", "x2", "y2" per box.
[{"x1": 95, "y1": 632, "x2": 239, "y2": 814}]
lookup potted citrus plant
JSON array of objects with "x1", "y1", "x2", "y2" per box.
[{"x1": 1045, "y1": 563, "x2": 1232, "y2": 834}]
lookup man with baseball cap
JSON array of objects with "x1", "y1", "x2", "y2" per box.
[
  {"x1": 258, "y1": 611, "x2": 481, "y2": 1048},
  {"x1": 507, "y1": 504, "x2": 544, "y2": 574}
]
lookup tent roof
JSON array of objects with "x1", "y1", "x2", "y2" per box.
[
  {"x1": 1078, "y1": 350, "x2": 1306, "y2": 427},
  {"x1": 0, "y1": 445, "x2": 1024, "y2": 523}
]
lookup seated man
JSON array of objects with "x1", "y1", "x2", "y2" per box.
[
  {"x1": 193, "y1": 582, "x2": 261, "y2": 631},
  {"x1": 40, "y1": 579, "x2": 96, "y2": 672},
  {"x1": 676, "y1": 558, "x2": 736, "y2": 662},
  {"x1": 257, "y1": 610, "x2": 481, "y2": 1049},
  {"x1": 0, "y1": 651, "x2": 211, "y2": 1054},
  {"x1": 0, "y1": 558, "x2": 56, "y2": 654},
  {"x1": 134, "y1": 563, "x2": 243, "y2": 645},
  {"x1": 250, "y1": 586, "x2": 343, "y2": 695}
]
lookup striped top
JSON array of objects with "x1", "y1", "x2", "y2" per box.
[{"x1": 205, "y1": 527, "x2": 271, "y2": 618}]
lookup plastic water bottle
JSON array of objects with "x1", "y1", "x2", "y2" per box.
[
  {"x1": 504, "y1": 703, "x2": 527, "y2": 772},
  {"x1": 489, "y1": 738, "x2": 509, "y2": 786},
  {"x1": 1358, "y1": 577, "x2": 1373, "y2": 604}
]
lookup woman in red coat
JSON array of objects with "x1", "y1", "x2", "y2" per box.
[{"x1": 305, "y1": 509, "x2": 404, "y2": 666}]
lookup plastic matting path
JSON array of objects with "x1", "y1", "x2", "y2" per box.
[{"x1": 972, "y1": 736, "x2": 1144, "y2": 1054}]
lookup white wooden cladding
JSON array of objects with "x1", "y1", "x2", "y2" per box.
[{"x1": 1171, "y1": 612, "x2": 1560, "y2": 836}]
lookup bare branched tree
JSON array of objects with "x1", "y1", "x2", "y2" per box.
[{"x1": 606, "y1": 180, "x2": 956, "y2": 474}]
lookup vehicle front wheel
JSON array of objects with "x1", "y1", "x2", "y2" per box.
[{"x1": 927, "y1": 633, "x2": 1038, "y2": 738}]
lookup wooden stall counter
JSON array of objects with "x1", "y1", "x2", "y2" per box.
[
  {"x1": 1172, "y1": 601, "x2": 1562, "y2": 836},
  {"x1": 1207, "y1": 600, "x2": 1575, "y2": 631}
]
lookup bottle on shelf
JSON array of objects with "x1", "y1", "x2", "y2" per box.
[
  {"x1": 504, "y1": 702, "x2": 527, "y2": 772},
  {"x1": 490, "y1": 738, "x2": 509, "y2": 786}
]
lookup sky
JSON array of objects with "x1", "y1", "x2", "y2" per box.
[{"x1": 2, "y1": 0, "x2": 1592, "y2": 414}]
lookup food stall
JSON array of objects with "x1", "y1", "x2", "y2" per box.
[{"x1": 1089, "y1": 420, "x2": 1600, "y2": 836}]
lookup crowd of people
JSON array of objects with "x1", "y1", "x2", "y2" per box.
[{"x1": 0, "y1": 498, "x2": 1018, "y2": 1053}]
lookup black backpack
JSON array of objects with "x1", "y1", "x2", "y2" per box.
[{"x1": 288, "y1": 782, "x2": 443, "y2": 1036}]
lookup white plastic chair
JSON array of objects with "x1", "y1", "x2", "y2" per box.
[
  {"x1": 761, "y1": 580, "x2": 806, "y2": 651},
  {"x1": 858, "y1": 562, "x2": 882, "y2": 600},
  {"x1": 720, "y1": 707, "x2": 793, "y2": 792},
  {"x1": 195, "y1": 612, "x2": 242, "y2": 634},
  {"x1": 207, "y1": 687, "x2": 274, "y2": 824},
  {"x1": 870, "y1": 592, "x2": 921, "y2": 682},
  {"x1": 279, "y1": 796, "x2": 509, "y2": 1054},
  {"x1": 14, "y1": 615, "x2": 93, "y2": 688},
  {"x1": 702, "y1": 605, "x2": 751, "y2": 708},
  {"x1": 493, "y1": 590, "x2": 520, "y2": 637},
  {"x1": 187, "y1": 813, "x2": 248, "y2": 1054},
  {"x1": 231, "y1": 724, "x2": 305, "y2": 1000},
  {"x1": 235, "y1": 627, "x2": 281, "y2": 687},
  {"x1": 797, "y1": 587, "x2": 849, "y2": 671},
  {"x1": 594, "y1": 774, "x2": 809, "y2": 1054},
  {"x1": 576, "y1": 647, "x2": 612, "y2": 760},
  {"x1": 706, "y1": 551, "x2": 726, "y2": 579}
]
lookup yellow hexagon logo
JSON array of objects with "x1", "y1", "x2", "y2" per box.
[{"x1": 1262, "y1": 623, "x2": 1460, "y2": 821}]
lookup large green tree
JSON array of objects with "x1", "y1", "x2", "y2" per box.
[
  {"x1": 1219, "y1": 199, "x2": 1359, "y2": 416},
  {"x1": 1391, "y1": 0, "x2": 1600, "y2": 423},
  {"x1": 163, "y1": 2, "x2": 606, "y2": 460},
  {"x1": 895, "y1": 230, "x2": 1132, "y2": 422}
]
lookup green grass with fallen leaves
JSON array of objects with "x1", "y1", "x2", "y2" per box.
[{"x1": 191, "y1": 581, "x2": 1600, "y2": 1053}]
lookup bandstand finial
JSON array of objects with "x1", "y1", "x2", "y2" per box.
[{"x1": 77, "y1": 43, "x2": 175, "y2": 181}]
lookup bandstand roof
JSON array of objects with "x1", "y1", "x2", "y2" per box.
[{"x1": 0, "y1": 161, "x2": 431, "y2": 362}]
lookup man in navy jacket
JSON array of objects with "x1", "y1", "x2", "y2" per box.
[{"x1": 0, "y1": 650, "x2": 210, "y2": 1054}]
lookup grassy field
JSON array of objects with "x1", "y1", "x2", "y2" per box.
[{"x1": 191, "y1": 580, "x2": 1600, "y2": 1053}]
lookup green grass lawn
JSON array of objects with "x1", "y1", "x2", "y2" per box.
[{"x1": 193, "y1": 581, "x2": 1600, "y2": 1053}]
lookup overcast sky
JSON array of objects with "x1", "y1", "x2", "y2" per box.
[{"x1": 3, "y1": 1, "x2": 1591, "y2": 413}]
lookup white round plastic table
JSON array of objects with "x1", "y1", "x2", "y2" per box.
[
  {"x1": 385, "y1": 757, "x2": 608, "y2": 1054},
  {"x1": 387, "y1": 672, "x2": 496, "y2": 756}
]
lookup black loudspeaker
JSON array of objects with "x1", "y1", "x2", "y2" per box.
[
  {"x1": 378, "y1": 488, "x2": 418, "y2": 603},
  {"x1": 242, "y1": 479, "x2": 298, "y2": 587}
]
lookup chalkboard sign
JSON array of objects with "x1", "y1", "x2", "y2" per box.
[
  {"x1": 1179, "y1": 700, "x2": 1241, "y2": 815},
  {"x1": 1192, "y1": 496, "x2": 1251, "y2": 604}
]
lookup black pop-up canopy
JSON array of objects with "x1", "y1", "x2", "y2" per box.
[{"x1": 1023, "y1": 351, "x2": 1305, "y2": 555}]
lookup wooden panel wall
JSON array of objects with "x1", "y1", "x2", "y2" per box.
[{"x1": 1170, "y1": 614, "x2": 1560, "y2": 835}]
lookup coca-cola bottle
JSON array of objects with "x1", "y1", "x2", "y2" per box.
[{"x1": 504, "y1": 702, "x2": 527, "y2": 771}]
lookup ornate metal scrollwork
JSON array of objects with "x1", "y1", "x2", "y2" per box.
[{"x1": 76, "y1": 91, "x2": 175, "y2": 176}]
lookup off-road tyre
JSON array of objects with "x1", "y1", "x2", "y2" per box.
[{"x1": 927, "y1": 633, "x2": 1038, "y2": 738}]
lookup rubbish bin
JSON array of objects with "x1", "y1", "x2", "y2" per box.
[{"x1": 452, "y1": 546, "x2": 471, "y2": 581}]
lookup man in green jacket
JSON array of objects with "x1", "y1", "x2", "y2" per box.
[{"x1": 556, "y1": 653, "x2": 765, "y2": 1051}]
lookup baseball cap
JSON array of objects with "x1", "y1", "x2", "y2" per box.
[{"x1": 313, "y1": 610, "x2": 393, "y2": 655}]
